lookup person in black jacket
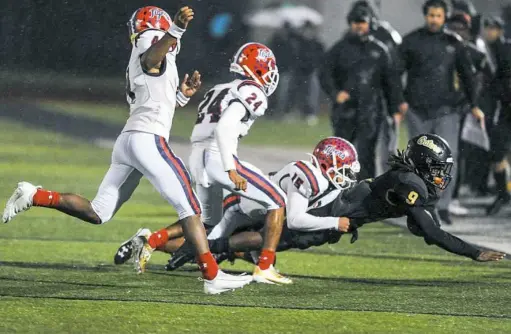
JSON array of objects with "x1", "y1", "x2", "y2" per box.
[
  {"x1": 319, "y1": 6, "x2": 406, "y2": 181},
  {"x1": 485, "y1": 18, "x2": 511, "y2": 215},
  {"x1": 399, "y1": 0, "x2": 484, "y2": 225},
  {"x1": 447, "y1": 13, "x2": 492, "y2": 210},
  {"x1": 348, "y1": 1, "x2": 403, "y2": 176}
]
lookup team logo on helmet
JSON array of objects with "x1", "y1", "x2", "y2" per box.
[
  {"x1": 417, "y1": 136, "x2": 442, "y2": 154},
  {"x1": 255, "y1": 48, "x2": 274, "y2": 62},
  {"x1": 148, "y1": 7, "x2": 171, "y2": 23},
  {"x1": 323, "y1": 145, "x2": 346, "y2": 160}
]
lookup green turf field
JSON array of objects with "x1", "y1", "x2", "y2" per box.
[{"x1": 1, "y1": 108, "x2": 510, "y2": 333}]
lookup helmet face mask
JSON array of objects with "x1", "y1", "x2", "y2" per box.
[
  {"x1": 311, "y1": 137, "x2": 360, "y2": 190},
  {"x1": 230, "y1": 43, "x2": 279, "y2": 96},
  {"x1": 405, "y1": 134, "x2": 454, "y2": 190}
]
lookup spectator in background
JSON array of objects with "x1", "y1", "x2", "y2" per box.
[
  {"x1": 348, "y1": 0, "x2": 403, "y2": 176},
  {"x1": 287, "y1": 21, "x2": 325, "y2": 126},
  {"x1": 485, "y1": 18, "x2": 511, "y2": 215},
  {"x1": 268, "y1": 22, "x2": 301, "y2": 118},
  {"x1": 319, "y1": 6, "x2": 405, "y2": 180},
  {"x1": 447, "y1": 13, "x2": 491, "y2": 213},
  {"x1": 399, "y1": 0, "x2": 484, "y2": 225}
]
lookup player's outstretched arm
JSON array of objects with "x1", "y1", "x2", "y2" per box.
[
  {"x1": 141, "y1": 6, "x2": 194, "y2": 71},
  {"x1": 407, "y1": 206, "x2": 506, "y2": 261}
]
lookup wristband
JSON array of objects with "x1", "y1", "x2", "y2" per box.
[
  {"x1": 176, "y1": 90, "x2": 190, "y2": 107},
  {"x1": 167, "y1": 24, "x2": 186, "y2": 39}
]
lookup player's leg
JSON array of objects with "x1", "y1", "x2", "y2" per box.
[
  {"x1": 3, "y1": 135, "x2": 141, "y2": 226},
  {"x1": 130, "y1": 134, "x2": 252, "y2": 293},
  {"x1": 206, "y1": 155, "x2": 290, "y2": 284}
]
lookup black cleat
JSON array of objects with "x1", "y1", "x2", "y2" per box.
[
  {"x1": 486, "y1": 193, "x2": 511, "y2": 216},
  {"x1": 438, "y1": 209, "x2": 452, "y2": 225},
  {"x1": 165, "y1": 240, "x2": 195, "y2": 271},
  {"x1": 114, "y1": 228, "x2": 151, "y2": 265}
]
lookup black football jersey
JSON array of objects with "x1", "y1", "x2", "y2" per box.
[{"x1": 331, "y1": 170, "x2": 438, "y2": 224}]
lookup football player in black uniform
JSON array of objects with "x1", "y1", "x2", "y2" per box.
[{"x1": 187, "y1": 134, "x2": 505, "y2": 264}]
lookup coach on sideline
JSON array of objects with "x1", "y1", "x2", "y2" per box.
[{"x1": 399, "y1": 0, "x2": 484, "y2": 225}]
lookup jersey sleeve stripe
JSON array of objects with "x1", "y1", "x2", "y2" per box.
[
  {"x1": 234, "y1": 157, "x2": 286, "y2": 207},
  {"x1": 155, "y1": 135, "x2": 202, "y2": 215},
  {"x1": 222, "y1": 194, "x2": 241, "y2": 211},
  {"x1": 295, "y1": 161, "x2": 320, "y2": 196}
]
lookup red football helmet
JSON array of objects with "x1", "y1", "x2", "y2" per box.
[
  {"x1": 128, "y1": 6, "x2": 172, "y2": 40},
  {"x1": 230, "y1": 42, "x2": 279, "y2": 96},
  {"x1": 310, "y1": 137, "x2": 360, "y2": 190}
]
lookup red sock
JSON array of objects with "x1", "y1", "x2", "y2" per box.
[
  {"x1": 198, "y1": 252, "x2": 219, "y2": 280},
  {"x1": 148, "y1": 228, "x2": 169, "y2": 249},
  {"x1": 258, "y1": 249, "x2": 275, "y2": 270},
  {"x1": 32, "y1": 189, "x2": 61, "y2": 207}
]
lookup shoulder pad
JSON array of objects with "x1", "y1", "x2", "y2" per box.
[
  {"x1": 292, "y1": 160, "x2": 328, "y2": 198},
  {"x1": 233, "y1": 81, "x2": 268, "y2": 117},
  {"x1": 394, "y1": 172, "x2": 428, "y2": 206}
]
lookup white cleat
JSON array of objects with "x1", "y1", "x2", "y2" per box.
[
  {"x1": 203, "y1": 270, "x2": 253, "y2": 295},
  {"x1": 2, "y1": 182, "x2": 40, "y2": 223},
  {"x1": 131, "y1": 232, "x2": 154, "y2": 274},
  {"x1": 114, "y1": 228, "x2": 151, "y2": 265},
  {"x1": 253, "y1": 265, "x2": 293, "y2": 285}
]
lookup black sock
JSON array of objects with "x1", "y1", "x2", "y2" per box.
[
  {"x1": 208, "y1": 237, "x2": 230, "y2": 253},
  {"x1": 494, "y1": 170, "x2": 508, "y2": 196}
]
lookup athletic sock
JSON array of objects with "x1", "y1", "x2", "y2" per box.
[
  {"x1": 148, "y1": 228, "x2": 169, "y2": 249},
  {"x1": 32, "y1": 189, "x2": 61, "y2": 207},
  {"x1": 258, "y1": 248, "x2": 275, "y2": 270},
  {"x1": 198, "y1": 252, "x2": 219, "y2": 280}
]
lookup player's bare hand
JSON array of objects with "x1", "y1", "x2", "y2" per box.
[
  {"x1": 180, "y1": 71, "x2": 201, "y2": 97},
  {"x1": 475, "y1": 250, "x2": 506, "y2": 262},
  {"x1": 228, "y1": 170, "x2": 247, "y2": 192},
  {"x1": 336, "y1": 91, "x2": 350, "y2": 104},
  {"x1": 337, "y1": 217, "x2": 350, "y2": 232},
  {"x1": 174, "y1": 6, "x2": 194, "y2": 29}
]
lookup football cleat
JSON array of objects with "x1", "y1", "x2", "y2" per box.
[
  {"x1": 131, "y1": 234, "x2": 154, "y2": 274},
  {"x1": 2, "y1": 182, "x2": 40, "y2": 223},
  {"x1": 165, "y1": 240, "x2": 195, "y2": 271},
  {"x1": 203, "y1": 270, "x2": 253, "y2": 295},
  {"x1": 114, "y1": 228, "x2": 151, "y2": 265},
  {"x1": 253, "y1": 265, "x2": 293, "y2": 285}
]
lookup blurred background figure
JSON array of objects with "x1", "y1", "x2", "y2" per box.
[
  {"x1": 285, "y1": 21, "x2": 325, "y2": 126},
  {"x1": 447, "y1": 12, "x2": 492, "y2": 214},
  {"x1": 319, "y1": 5, "x2": 405, "y2": 181},
  {"x1": 268, "y1": 22, "x2": 301, "y2": 119},
  {"x1": 484, "y1": 17, "x2": 511, "y2": 215},
  {"x1": 347, "y1": 1, "x2": 403, "y2": 175},
  {"x1": 399, "y1": 0, "x2": 484, "y2": 225}
]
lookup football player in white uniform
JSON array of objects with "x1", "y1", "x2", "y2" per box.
[
  {"x1": 2, "y1": 5, "x2": 252, "y2": 294},
  {"x1": 115, "y1": 42, "x2": 290, "y2": 284},
  {"x1": 166, "y1": 137, "x2": 359, "y2": 267}
]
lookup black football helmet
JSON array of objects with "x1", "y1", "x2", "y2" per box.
[{"x1": 404, "y1": 134, "x2": 454, "y2": 190}]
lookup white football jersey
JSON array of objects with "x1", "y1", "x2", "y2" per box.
[
  {"x1": 122, "y1": 29, "x2": 181, "y2": 140},
  {"x1": 270, "y1": 160, "x2": 341, "y2": 211},
  {"x1": 190, "y1": 79, "x2": 268, "y2": 151}
]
